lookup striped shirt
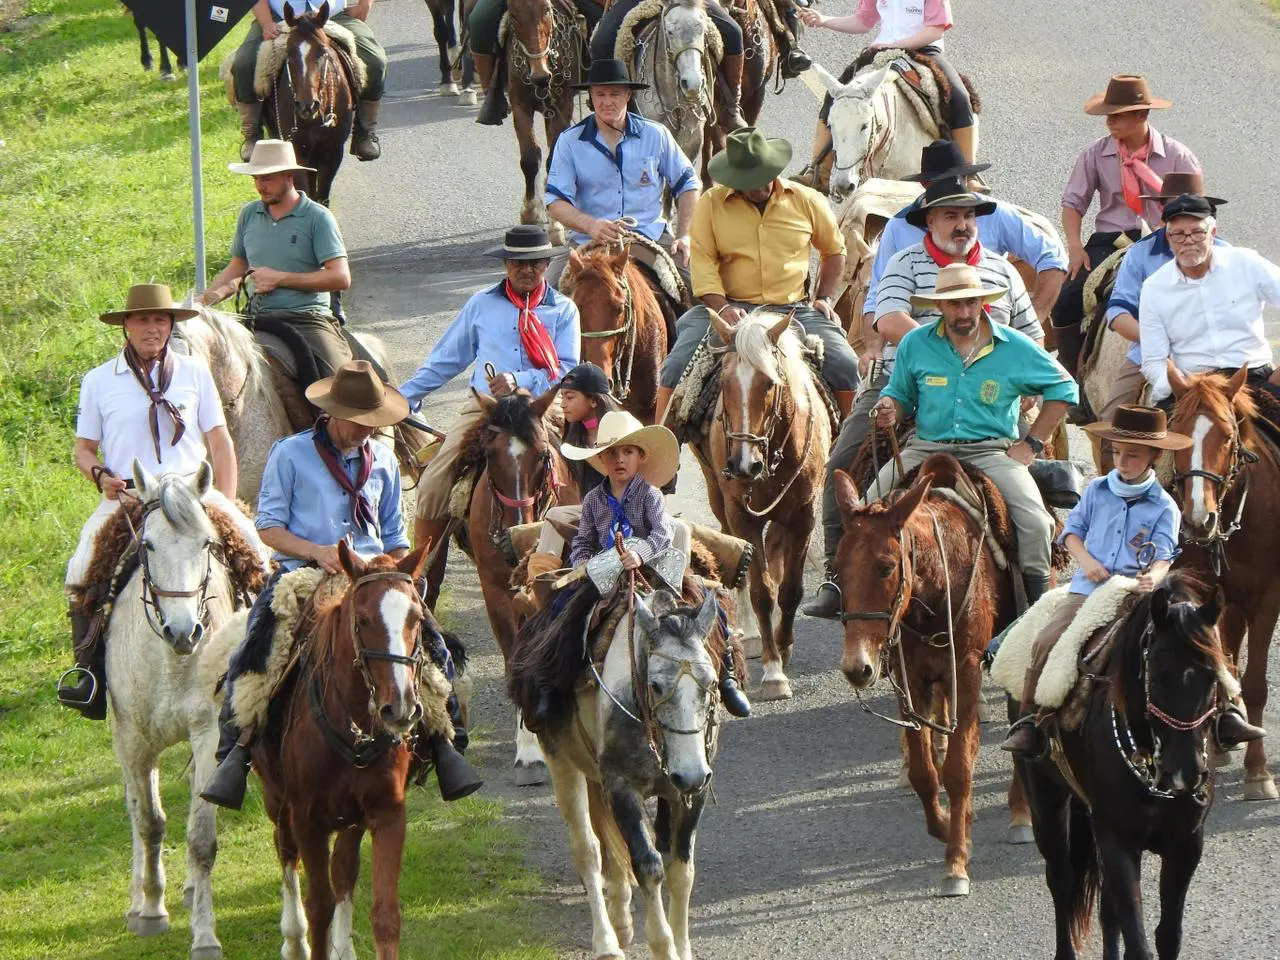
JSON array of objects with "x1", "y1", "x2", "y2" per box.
[{"x1": 569, "y1": 475, "x2": 673, "y2": 567}]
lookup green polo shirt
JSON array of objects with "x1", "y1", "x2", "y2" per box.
[
  {"x1": 229, "y1": 193, "x2": 346, "y2": 314},
  {"x1": 882, "y1": 319, "x2": 1079, "y2": 443}
]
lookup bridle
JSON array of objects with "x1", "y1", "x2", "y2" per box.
[
  {"x1": 827, "y1": 81, "x2": 896, "y2": 185},
  {"x1": 484, "y1": 425, "x2": 563, "y2": 547},
  {"x1": 348, "y1": 571, "x2": 428, "y2": 705},
  {"x1": 276, "y1": 34, "x2": 342, "y2": 142},
  {"x1": 1171, "y1": 411, "x2": 1257, "y2": 574},
  {"x1": 126, "y1": 497, "x2": 217, "y2": 642},
  {"x1": 578, "y1": 261, "x2": 638, "y2": 400}
]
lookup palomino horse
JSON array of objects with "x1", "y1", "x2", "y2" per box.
[
  {"x1": 1168, "y1": 365, "x2": 1280, "y2": 801},
  {"x1": 562, "y1": 245, "x2": 669, "y2": 424},
  {"x1": 505, "y1": 0, "x2": 584, "y2": 244},
  {"x1": 697, "y1": 310, "x2": 831, "y2": 699},
  {"x1": 423, "y1": 0, "x2": 477, "y2": 103},
  {"x1": 1015, "y1": 574, "x2": 1229, "y2": 960},
  {"x1": 832, "y1": 458, "x2": 1030, "y2": 896},
  {"x1": 106, "y1": 463, "x2": 260, "y2": 958}
]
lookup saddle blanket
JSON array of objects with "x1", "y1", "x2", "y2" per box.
[
  {"x1": 862, "y1": 49, "x2": 945, "y2": 136},
  {"x1": 219, "y1": 21, "x2": 368, "y2": 104}
]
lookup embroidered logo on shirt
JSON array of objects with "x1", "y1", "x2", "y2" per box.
[
  {"x1": 924, "y1": 375, "x2": 948, "y2": 387},
  {"x1": 979, "y1": 379, "x2": 1001, "y2": 405},
  {"x1": 638, "y1": 168, "x2": 653, "y2": 187},
  {"x1": 1129, "y1": 528, "x2": 1151, "y2": 551}
]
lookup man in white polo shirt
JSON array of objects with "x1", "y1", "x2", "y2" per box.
[
  {"x1": 58, "y1": 284, "x2": 262, "y2": 719},
  {"x1": 1139, "y1": 194, "x2": 1280, "y2": 405}
]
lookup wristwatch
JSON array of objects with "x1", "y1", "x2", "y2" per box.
[
  {"x1": 1023, "y1": 435, "x2": 1045, "y2": 455},
  {"x1": 814, "y1": 295, "x2": 835, "y2": 307}
]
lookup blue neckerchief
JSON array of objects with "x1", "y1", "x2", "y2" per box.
[
  {"x1": 1106, "y1": 468, "x2": 1158, "y2": 500},
  {"x1": 604, "y1": 486, "x2": 633, "y2": 547}
]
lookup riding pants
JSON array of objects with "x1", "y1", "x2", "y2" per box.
[
  {"x1": 468, "y1": 0, "x2": 605, "y2": 55},
  {"x1": 1051, "y1": 229, "x2": 1143, "y2": 366},
  {"x1": 589, "y1": 0, "x2": 743, "y2": 61},
  {"x1": 233, "y1": 12, "x2": 388, "y2": 105},
  {"x1": 252, "y1": 309, "x2": 354, "y2": 386},
  {"x1": 817, "y1": 45, "x2": 972, "y2": 130},
  {"x1": 819, "y1": 369, "x2": 887, "y2": 567}
]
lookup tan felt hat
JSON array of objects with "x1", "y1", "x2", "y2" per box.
[
  {"x1": 228, "y1": 138, "x2": 317, "y2": 176},
  {"x1": 305, "y1": 360, "x2": 409, "y2": 427},
  {"x1": 99, "y1": 283, "x2": 199, "y2": 325}
]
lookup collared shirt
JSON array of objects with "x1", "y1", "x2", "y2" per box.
[
  {"x1": 569, "y1": 474, "x2": 673, "y2": 567},
  {"x1": 690, "y1": 180, "x2": 846, "y2": 305},
  {"x1": 269, "y1": 0, "x2": 346, "y2": 17},
  {"x1": 545, "y1": 113, "x2": 699, "y2": 246},
  {"x1": 229, "y1": 193, "x2": 347, "y2": 314},
  {"x1": 1061, "y1": 130, "x2": 1201, "y2": 233},
  {"x1": 76, "y1": 350, "x2": 226, "y2": 478},
  {"x1": 1138, "y1": 246, "x2": 1280, "y2": 402},
  {"x1": 399, "y1": 281, "x2": 581, "y2": 408},
  {"x1": 255, "y1": 429, "x2": 410, "y2": 571},
  {"x1": 1061, "y1": 475, "x2": 1179, "y2": 597},
  {"x1": 865, "y1": 197, "x2": 1068, "y2": 315},
  {"x1": 882, "y1": 319, "x2": 1078, "y2": 442},
  {"x1": 854, "y1": 0, "x2": 953, "y2": 49}
]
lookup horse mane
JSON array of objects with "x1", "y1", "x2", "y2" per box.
[
  {"x1": 290, "y1": 8, "x2": 333, "y2": 44},
  {"x1": 1170, "y1": 371, "x2": 1262, "y2": 450},
  {"x1": 733, "y1": 310, "x2": 806, "y2": 391},
  {"x1": 153, "y1": 475, "x2": 217, "y2": 541},
  {"x1": 191, "y1": 307, "x2": 267, "y2": 407},
  {"x1": 456, "y1": 391, "x2": 550, "y2": 479}
]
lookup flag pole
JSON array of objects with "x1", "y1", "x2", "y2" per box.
[{"x1": 185, "y1": 0, "x2": 207, "y2": 292}]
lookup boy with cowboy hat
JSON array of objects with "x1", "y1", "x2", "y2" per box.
[
  {"x1": 201, "y1": 360, "x2": 482, "y2": 809},
  {"x1": 1002, "y1": 405, "x2": 1265, "y2": 754},
  {"x1": 59, "y1": 284, "x2": 266, "y2": 719}
]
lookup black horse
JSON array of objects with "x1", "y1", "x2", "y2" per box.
[
  {"x1": 1015, "y1": 573, "x2": 1228, "y2": 960},
  {"x1": 129, "y1": 12, "x2": 185, "y2": 78}
]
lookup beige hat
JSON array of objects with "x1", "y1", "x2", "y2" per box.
[
  {"x1": 561, "y1": 410, "x2": 680, "y2": 489},
  {"x1": 99, "y1": 283, "x2": 199, "y2": 325},
  {"x1": 305, "y1": 361, "x2": 409, "y2": 427},
  {"x1": 228, "y1": 139, "x2": 317, "y2": 176},
  {"x1": 909, "y1": 263, "x2": 1008, "y2": 309}
]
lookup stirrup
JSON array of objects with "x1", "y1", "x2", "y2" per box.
[{"x1": 55, "y1": 666, "x2": 98, "y2": 707}]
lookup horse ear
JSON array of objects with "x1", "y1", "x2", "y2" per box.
[
  {"x1": 193, "y1": 460, "x2": 214, "y2": 498},
  {"x1": 809, "y1": 61, "x2": 847, "y2": 98},
  {"x1": 532, "y1": 381, "x2": 562, "y2": 419},
  {"x1": 338, "y1": 538, "x2": 362, "y2": 579},
  {"x1": 400, "y1": 540, "x2": 432, "y2": 580},
  {"x1": 708, "y1": 308, "x2": 736, "y2": 347},
  {"x1": 633, "y1": 594, "x2": 661, "y2": 638},
  {"x1": 1150, "y1": 585, "x2": 1171, "y2": 626},
  {"x1": 611, "y1": 244, "x2": 631, "y2": 272},
  {"x1": 283, "y1": 2, "x2": 297, "y2": 26},
  {"x1": 472, "y1": 386, "x2": 499, "y2": 415},
  {"x1": 1167, "y1": 360, "x2": 1191, "y2": 399},
  {"x1": 132, "y1": 458, "x2": 156, "y2": 497},
  {"x1": 885, "y1": 477, "x2": 932, "y2": 530},
  {"x1": 315, "y1": 1, "x2": 330, "y2": 27},
  {"x1": 1225, "y1": 364, "x2": 1249, "y2": 401},
  {"x1": 767, "y1": 310, "x2": 794, "y2": 344},
  {"x1": 834, "y1": 469, "x2": 862, "y2": 530},
  {"x1": 1200, "y1": 585, "x2": 1226, "y2": 629},
  {"x1": 692, "y1": 588, "x2": 719, "y2": 639}
]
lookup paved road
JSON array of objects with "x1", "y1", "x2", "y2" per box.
[{"x1": 333, "y1": 0, "x2": 1280, "y2": 955}]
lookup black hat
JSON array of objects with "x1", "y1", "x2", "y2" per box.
[
  {"x1": 1161, "y1": 193, "x2": 1218, "y2": 222},
  {"x1": 903, "y1": 139, "x2": 990, "y2": 183},
  {"x1": 561, "y1": 362, "x2": 612, "y2": 396},
  {"x1": 571, "y1": 59, "x2": 649, "y2": 91},
  {"x1": 483, "y1": 224, "x2": 564, "y2": 261},
  {"x1": 904, "y1": 177, "x2": 997, "y2": 228}
]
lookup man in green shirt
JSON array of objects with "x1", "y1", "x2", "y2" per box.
[
  {"x1": 866, "y1": 264, "x2": 1078, "y2": 603},
  {"x1": 198, "y1": 140, "x2": 353, "y2": 384}
]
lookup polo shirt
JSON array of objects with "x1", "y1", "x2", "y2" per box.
[
  {"x1": 255, "y1": 429, "x2": 409, "y2": 571},
  {"x1": 854, "y1": 0, "x2": 952, "y2": 51},
  {"x1": 1060, "y1": 475, "x2": 1179, "y2": 597},
  {"x1": 690, "y1": 180, "x2": 846, "y2": 304},
  {"x1": 229, "y1": 193, "x2": 346, "y2": 314},
  {"x1": 881, "y1": 319, "x2": 1078, "y2": 442},
  {"x1": 545, "y1": 113, "x2": 698, "y2": 246},
  {"x1": 76, "y1": 350, "x2": 225, "y2": 478}
]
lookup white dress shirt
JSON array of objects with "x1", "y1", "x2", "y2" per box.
[{"x1": 1139, "y1": 246, "x2": 1280, "y2": 402}]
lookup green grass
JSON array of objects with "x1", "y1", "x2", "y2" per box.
[{"x1": 0, "y1": 3, "x2": 558, "y2": 957}]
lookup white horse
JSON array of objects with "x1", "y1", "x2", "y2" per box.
[{"x1": 105, "y1": 462, "x2": 265, "y2": 960}]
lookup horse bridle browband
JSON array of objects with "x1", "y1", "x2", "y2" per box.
[
  {"x1": 348, "y1": 570, "x2": 427, "y2": 700},
  {"x1": 1171, "y1": 412, "x2": 1257, "y2": 573}
]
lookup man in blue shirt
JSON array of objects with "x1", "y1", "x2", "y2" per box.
[{"x1": 402, "y1": 225, "x2": 581, "y2": 552}]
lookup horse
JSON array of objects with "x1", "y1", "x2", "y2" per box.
[
  {"x1": 1014, "y1": 574, "x2": 1230, "y2": 960},
  {"x1": 831, "y1": 456, "x2": 1030, "y2": 896},
  {"x1": 696, "y1": 309, "x2": 831, "y2": 700},
  {"x1": 129, "y1": 9, "x2": 183, "y2": 79},
  {"x1": 1168, "y1": 364, "x2": 1280, "y2": 801},
  {"x1": 562, "y1": 244, "x2": 669, "y2": 424},
  {"x1": 505, "y1": 0, "x2": 585, "y2": 244},
  {"x1": 104, "y1": 463, "x2": 258, "y2": 959},
  {"x1": 423, "y1": 0, "x2": 477, "y2": 104}
]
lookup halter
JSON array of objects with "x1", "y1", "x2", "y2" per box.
[
  {"x1": 579, "y1": 265, "x2": 638, "y2": 401},
  {"x1": 126, "y1": 498, "x2": 217, "y2": 642},
  {"x1": 1171, "y1": 412, "x2": 1257, "y2": 574},
  {"x1": 638, "y1": 7, "x2": 716, "y2": 132}
]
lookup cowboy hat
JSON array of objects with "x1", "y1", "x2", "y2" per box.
[
  {"x1": 903, "y1": 176, "x2": 996, "y2": 228},
  {"x1": 305, "y1": 360, "x2": 409, "y2": 427},
  {"x1": 228, "y1": 138, "x2": 317, "y2": 176},
  {"x1": 99, "y1": 283, "x2": 199, "y2": 325},
  {"x1": 571, "y1": 58, "x2": 649, "y2": 90},
  {"x1": 1083, "y1": 405, "x2": 1191, "y2": 451},
  {"x1": 1083, "y1": 74, "x2": 1171, "y2": 116},
  {"x1": 1139, "y1": 170, "x2": 1226, "y2": 207},
  {"x1": 707, "y1": 127, "x2": 793, "y2": 192},
  {"x1": 561, "y1": 410, "x2": 680, "y2": 488},
  {"x1": 909, "y1": 263, "x2": 1008, "y2": 309},
  {"x1": 483, "y1": 224, "x2": 565, "y2": 261},
  {"x1": 1161, "y1": 194, "x2": 1218, "y2": 222},
  {"x1": 903, "y1": 139, "x2": 990, "y2": 183}
]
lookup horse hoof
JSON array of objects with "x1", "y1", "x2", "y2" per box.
[
  {"x1": 977, "y1": 698, "x2": 993, "y2": 723},
  {"x1": 1243, "y1": 776, "x2": 1279, "y2": 801},
  {"x1": 515, "y1": 760, "x2": 548, "y2": 787},
  {"x1": 129, "y1": 914, "x2": 170, "y2": 936},
  {"x1": 1007, "y1": 824, "x2": 1034, "y2": 845},
  {"x1": 940, "y1": 875, "x2": 970, "y2": 898},
  {"x1": 191, "y1": 946, "x2": 223, "y2": 960},
  {"x1": 458, "y1": 88, "x2": 477, "y2": 106},
  {"x1": 439, "y1": 82, "x2": 459, "y2": 95},
  {"x1": 758, "y1": 678, "x2": 793, "y2": 701}
]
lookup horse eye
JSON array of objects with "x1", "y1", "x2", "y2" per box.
[{"x1": 649, "y1": 681, "x2": 664, "y2": 696}]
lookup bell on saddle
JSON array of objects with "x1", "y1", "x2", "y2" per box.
[{"x1": 429, "y1": 736, "x2": 484, "y2": 802}]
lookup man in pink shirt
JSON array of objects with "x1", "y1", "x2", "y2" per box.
[{"x1": 1053, "y1": 74, "x2": 1200, "y2": 379}]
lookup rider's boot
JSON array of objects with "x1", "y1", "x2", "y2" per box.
[
  {"x1": 1022, "y1": 574, "x2": 1051, "y2": 609},
  {"x1": 719, "y1": 645, "x2": 752, "y2": 718},
  {"x1": 200, "y1": 696, "x2": 254, "y2": 810},
  {"x1": 1216, "y1": 702, "x2": 1267, "y2": 749},
  {"x1": 793, "y1": 122, "x2": 832, "y2": 191},
  {"x1": 655, "y1": 385, "x2": 676, "y2": 426},
  {"x1": 474, "y1": 52, "x2": 509, "y2": 126},
  {"x1": 352, "y1": 99, "x2": 382, "y2": 160},
  {"x1": 779, "y1": 12, "x2": 812, "y2": 79},
  {"x1": 1001, "y1": 659, "x2": 1047, "y2": 754},
  {"x1": 236, "y1": 100, "x2": 264, "y2": 163},
  {"x1": 802, "y1": 564, "x2": 842, "y2": 620},
  {"x1": 1051, "y1": 319, "x2": 1084, "y2": 380},
  {"x1": 718, "y1": 53, "x2": 749, "y2": 131},
  {"x1": 429, "y1": 733, "x2": 484, "y2": 801},
  {"x1": 56, "y1": 600, "x2": 108, "y2": 720}
]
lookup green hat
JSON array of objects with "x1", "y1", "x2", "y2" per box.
[{"x1": 707, "y1": 128, "x2": 793, "y2": 191}]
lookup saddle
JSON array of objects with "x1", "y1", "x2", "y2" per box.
[
  {"x1": 835, "y1": 178, "x2": 924, "y2": 333},
  {"x1": 218, "y1": 21, "x2": 367, "y2": 105},
  {"x1": 841, "y1": 48, "x2": 982, "y2": 135}
]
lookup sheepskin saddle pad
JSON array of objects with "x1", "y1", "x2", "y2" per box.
[{"x1": 219, "y1": 21, "x2": 367, "y2": 104}]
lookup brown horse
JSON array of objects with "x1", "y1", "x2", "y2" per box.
[
  {"x1": 562, "y1": 245, "x2": 669, "y2": 424},
  {"x1": 1168, "y1": 364, "x2": 1280, "y2": 801},
  {"x1": 252, "y1": 542, "x2": 435, "y2": 960},
  {"x1": 697, "y1": 309, "x2": 831, "y2": 699},
  {"x1": 832, "y1": 455, "x2": 1028, "y2": 896}
]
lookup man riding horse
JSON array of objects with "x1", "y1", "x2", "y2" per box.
[
  {"x1": 201, "y1": 361, "x2": 481, "y2": 810},
  {"x1": 58, "y1": 284, "x2": 265, "y2": 719},
  {"x1": 231, "y1": 0, "x2": 388, "y2": 161}
]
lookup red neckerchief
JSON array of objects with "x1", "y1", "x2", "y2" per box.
[
  {"x1": 123, "y1": 342, "x2": 185, "y2": 462},
  {"x1": 1116, "y1": 137, "x2": 1162, "y2": 216},
  {"x1": 504, "y1": 279, "x2": 560, "y2": 381},
  {"x1": 312, "y1": 416, "x2": 376, "y2": 535},
  {"x1": 922, "y1": 236, "x2": 991, "y2": 314}
]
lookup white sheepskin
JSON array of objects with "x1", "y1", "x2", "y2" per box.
[
  {"x1": 989, "y1": 586, "x2": 1070, "y2": 699},
  {"x1": 218, "y1": 21, "x2": 367, "y2": 104},
  {"x1": 1035, "y1": 576, "x2": 1139, "y2": 708}
]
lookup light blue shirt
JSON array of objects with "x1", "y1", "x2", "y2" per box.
[
  {"x1": 399, "y1": 281, "x2": 581, "y2": 408},
  {"x1": 255, "y1": 429, "x2": 409, "y2": 571},
  {"x1": 269, "y1": 0, "x2": 346, "y2": 17},
  {"x1": 865, "y1": 197, "x2": 1067, "y2": 315},
  {"x1": 1060, "y1": 475, "x2": 1180, "y2": 597},
  {"x1": 545, "y1": 113, "x2": 699, "y2": 246}
]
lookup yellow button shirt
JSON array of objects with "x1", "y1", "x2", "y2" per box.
[{"x1": 690, "y1": 180, "x2": 846, "y2": 304}]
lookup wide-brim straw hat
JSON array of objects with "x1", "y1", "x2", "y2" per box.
[
  {"x1": 1083, "y1": 404, "x2": 1191, "y2": 451},
  {"x1": 903, "y1": 176, "x2": 997, "y2": 228},
  {"x1": 707, "y1": 127, "x2": 793, "y2": 192},
  {"x1": 228, "y1": 138, "x2": 317, "y2": 175},
  {"x1": 1083, "y1": 74, "x2": 1171, "y2": 116},
  {"x1": 305, "y1": 360, "x2": 409, "y2": 427},
  {"x1": 571, "y1": 58, "x2": 649, "y2": 90},
  {"x1": 1139, "y1": 170, "x2": 1226, "y2": 207},
  {"x1": 909, "y1": 263, "x2": 1008, "y2": 308},
  {"x1": 561, "y1": 410, "x2": 680, "y2": 488},
  {"x1": 99, "y1": 283, "x2": 199, "y2": 325},
  {"x1": 483, "y1": 224, "x2": 565, "y2": 261}
]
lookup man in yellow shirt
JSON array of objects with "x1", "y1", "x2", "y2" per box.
[{"x1": 657, "y1": 128, "x2": 855, "y2": 421}]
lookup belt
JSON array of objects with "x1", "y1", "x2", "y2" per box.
[{"x1": 935, "y1": 437, "x2": 1002, "y2": 445}]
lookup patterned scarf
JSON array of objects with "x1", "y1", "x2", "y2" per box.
[
  {"x1": 313, "y1": 416, "x2": 376, "y2": 535},
  {"x1": 604, "y1": 486, "x2": 633, "y2": 548},
  {"x1": 1116, "y1": 138, "x2": 1163, "y2": 216},
  {"x1": 504, "y1": 279, "x2": 560, "y2": 381},
  {"x1": 123, "y1": 342, "x2": 185, "y2": 463}
]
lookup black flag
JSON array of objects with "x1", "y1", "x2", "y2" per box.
[{"x1": 122, "y1": 0, "x2": 258, "y2": 64}]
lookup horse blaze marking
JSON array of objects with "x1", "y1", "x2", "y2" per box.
[
  {"x1": 735, "y1": 362, "x2": 754, "y2": 470},
  {"x1": 508, "y1": 437, "x2": 527, "y2": 502},
  {"x1": 378, "y1": 590, "x2": 414, "y2": 699},
  {"x1": 1190, "y1": 415, "x2": 1213, "y2": 522}
]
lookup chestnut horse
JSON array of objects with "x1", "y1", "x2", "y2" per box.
[
  {"x1": 832, "y1": 456, "x2": 1029, "y2": 896},
  {"x1": 562, "y1": 245, "x2": 669, "y2": 424},
  {"x1": 1168, "y1": 364, "x2": 1280, "y2": 801},
  {"x1": 697, "y1": 309, "x2": 831, "y2": 699}
]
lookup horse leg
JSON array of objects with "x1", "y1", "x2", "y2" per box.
[
  {"x1": 1094, "y1": 833, "x2": 1152, "y2": 960},
  {"x1": 937, "y1": 663, "x2": 982, "y2": 897},
  {"x1": 136, "y1": 17, "x2": 152, "y2": 70},
  {"x1": 185, "y1": 720, "x2": 223, "y2": 959},
  {"x1": 902, "y1": 690, "x2": 949, "y2": 845},
  {"x1": 158, "y1": 37, "x2": 174, "y2": 78},
  {"x1": 116, "y1": 736, "x2": 170, "y2": 936},
  {"x1": 543, "y1": 112, "x2": 569, "y2": 245},
  {"x1": 515, "y1": 713, "x2": 549, "y2": 785},
  {"x1": 1241, "y1": 597, "x2": 1279, "y2": 800},
  {"x1": 741, "y1": 515, "x2": 787, "y2": 700},
  {"x1": 513, "y1": 107, "x2": 543, "y2": 228},
  {"x1": 274, "y1": 815, "x2": 311, "y2": 960},
  {"x1": 608, "y1": 778, "x2": 677, "y2": 960},
  {"x1": 1099, "y1": 889, "x2": 1121, "y2": 960},
  {"x1": 1154, "y1": 832, "x2": 1203, "y2": 960},
  {"x1": 329, "y1": 827, "x2": 363, "y2": 960},
  {"x1": 369, "y1": 808, "x2": 407, "y2": 960},
  {"x1": 1022, "y1": 763, "x2": 1084, "y2": 960},
  {"x1": 431, "y1": 7, "x2": 458, "y2": 92},
  {"x1": 768, "y1": 513, "x2": 812, "y2": 669},
  {"x1": 665, "y1": 793, "x2": 707, "y2": 960},
  {"x1": 295, "y1": 820, "x2": 337, "y2": 960}
]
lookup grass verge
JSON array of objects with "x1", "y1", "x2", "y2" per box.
[{"x1": 0, "y1": 2, "x2": 556, "y2": 956}]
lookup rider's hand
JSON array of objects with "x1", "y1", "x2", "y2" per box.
[
  {"x1": 488, "y1": 372, "x2": 516, "y2": 396},
  {"x1": 716, "y1": 304, "x2": 747, "y2": 327},
  {"x1": 797, "y1": 9, "x2": 825, "y2": 27},
  {"x1": 1066, "y1": 244, "x2": 1091, "y2": 281},
  {"x1": 251, "y1": 266, "x2": 286, "y2": 294},
  {"x1": 873, "y1": 395, "x2": 897, "y2": 429},
  {"x1": 1082, "y1": 555, "x2": 1111, "y2": 584},
  {"x1": 1006, "y1": 440, "x2": 1036, "y2": 466},
  {"x1": 100, "y1": 475, "x2": 129, "y2": 501},
  {"x1": 620, "y1": 549, "x2": 643, "y2": 571},
  {"x1": 589, "y1": 219, "x2": 625, "y2": 245},
  {"x1": 310, "y1": 543, "x2": 343, "y2": 575},
  {"x1": 671, "y1": 236, "x2": 691, "y2": 268},
  {"x1": 1020, "y1": 395, "x2": 1039, "y2": 415},
  {"x1": 262, "y1": 21, "x2": 282, "y2": 41},
  {"x1": 811, "y1": 296, "x2": 836, "y2": 322},
  {"x1": 858, "y1": 343, "x2": 883, "y2": 380}
]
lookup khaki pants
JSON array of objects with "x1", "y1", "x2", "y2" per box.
[
  {"x1": 865, "y1": 437, "x2": 1054, "y2": 578},
  {"x1": 414, "y1": 397, "x2": 487, "y2": 522},
  {"x1": 1021, "y1": 592, "x2": 1087, "y2": 706}
]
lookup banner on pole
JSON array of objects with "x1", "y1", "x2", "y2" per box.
[{"x1": 122, "y1": 0, "x2": 256, "y2": 62}]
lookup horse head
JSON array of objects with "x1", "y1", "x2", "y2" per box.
[
  {"x1": 335, "y1": 540, "x2": 433, "y2": 736},
  {"x1": 283, "y1": 2, "x2": 337, "y2": 124},
  {"x1": 131, "y1": 461, "x2": 220, "y2": 655},
  {"x1": 566, "y1": 246, "x2": 638, "y2": 394},
  {"x1": 713, "y1": 309, "x2": 799, "y2": 482},
  {"x1": 1168, "y1": 363, "x2": 1255, "y2": 540},
  {"x1": 812, "y1": 61, "x2": 891, "y2": 199},
  {"x1": 473, "y1": 384, "x2": 562, "y2": 526},
  {"x1": 662, "y1": 0, "x2": 709, "y2": 99},
  {"x1": 507, "y1": 0, "x2": 555, "y2": 84},
  {"x1": 831, "y1": 468, "x2": 932, "y2": 690}
]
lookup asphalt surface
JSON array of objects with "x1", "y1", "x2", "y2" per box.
[{"x1": 333, "y1": 0, "x2": 1280, "y2": 956}]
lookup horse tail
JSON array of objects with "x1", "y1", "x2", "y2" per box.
[
  {"x1": 588, "y1": 779, "x2": 636, "y2": 888},
  {"x1": 1067, "y1": 797, "x2": 1099, "y2": 950}
]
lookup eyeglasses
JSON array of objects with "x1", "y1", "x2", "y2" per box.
[{"x1": 1167, "y1": 228, "x2": 1210, "y2": 243}]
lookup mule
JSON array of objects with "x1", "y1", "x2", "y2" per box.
[
  {"x1": 696, "y1": 310, "x2": 831, "y2": 700},
  {"x1": 423, "y1": 0, "x2": 477, "y2": 103}
]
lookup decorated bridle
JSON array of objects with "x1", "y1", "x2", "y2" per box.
[
  {"x1": 1171, "y1": 410, "x2": 1257, "y2": 574},
  {"x1": 276, "y1": 33, "x2": 342, "y2": 142},
  {"x1": 827, "y1": 81, "x2": 897, "y2": 184}
]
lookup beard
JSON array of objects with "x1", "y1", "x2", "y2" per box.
[
  {"x1": 1175, "y1": 245, "x2": 1212, "y2": 270},
  {"x1": 933, "y1": 231, "x2": 976, "y2": 257}
]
